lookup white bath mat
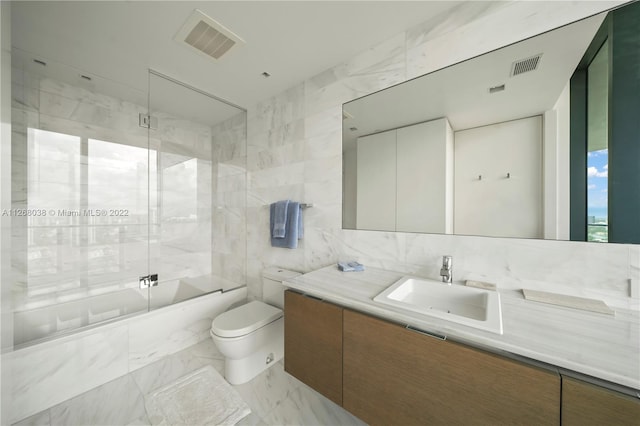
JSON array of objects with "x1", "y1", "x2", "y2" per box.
[{"x1": 145, "y1": 365, "x2": 251, "y2": 426}]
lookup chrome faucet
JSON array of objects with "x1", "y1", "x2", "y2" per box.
[{"x1": 440, "y1": 255, "x2": 453, "y2": 284}]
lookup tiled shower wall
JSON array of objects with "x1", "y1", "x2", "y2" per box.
[{"x1": 246, "y1": 0, "x2": 639, "y2": 310}]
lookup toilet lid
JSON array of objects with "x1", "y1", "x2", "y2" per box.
[{"x1": 211, "y1": 301, "x2": 283, "y2": 338}]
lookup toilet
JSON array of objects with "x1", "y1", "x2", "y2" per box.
[{"x1": 210, "y1": 267, "x2": 300, "y2": 385}]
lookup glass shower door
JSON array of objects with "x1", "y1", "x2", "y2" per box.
[
  {"x1": 11, "y1": 54, "x2": 247, "y2": 346},
  {"x1": 147, "y1": 71, "x2": 246, "y2": 310},
  {"x1": 85, "y1": 135, "x2": 152, "y2": 318},
  {"x1": 11, "y1": 52, "x2": 151, "y2": 346}
]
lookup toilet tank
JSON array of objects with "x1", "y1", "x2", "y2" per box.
[{"x1": 262, "y1": 267, "x2": 301, "y2": 309}]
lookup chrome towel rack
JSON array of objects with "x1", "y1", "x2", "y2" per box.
[{"x1": 266, "y1": 202, "x2": 313, "y2": 208}]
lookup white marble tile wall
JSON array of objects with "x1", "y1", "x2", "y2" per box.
[
  {"x1": 406, "y1": 1, "x2": 628, "y2": 80},
  {"x1": 246, "y1": 1, "x2": 639, "y2": 310}
]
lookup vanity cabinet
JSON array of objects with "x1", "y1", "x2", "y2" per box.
[
  {"x1": 284, "y1": 290, "x2": 638, "y2": 425},
  {"x1": 342, "y1": 309, "x2": 561, "y2": 426},
  {"x1": 562, "y1": 376, "x2": 640, "y2": 426},
  {"x1": 284, "y1": 290, "x2": 343, "y2": 405}
]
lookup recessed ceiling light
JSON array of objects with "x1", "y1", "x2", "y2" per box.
[
  {"x1": 261, "y1": 72, "x2": 271, "y2": 78},
  {"x1": 489, "y1": 84, "x2": 505, "y2": 94}
]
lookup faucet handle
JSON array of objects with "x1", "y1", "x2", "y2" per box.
[{"x1": 440, "y1": 255, "x2": 453, "y2": 284}]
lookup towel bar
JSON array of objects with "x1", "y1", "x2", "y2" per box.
[{"x1": 265, "y1": 203, "x2": 313, "y2": 208}]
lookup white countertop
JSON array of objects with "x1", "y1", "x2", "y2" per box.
[{"x1": 284, "y1": 265, "x2": 640, "y2": 392}]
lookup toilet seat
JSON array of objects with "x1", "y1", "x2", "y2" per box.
[{"x1": 211, "y1": 301, "x2": 283, "y2": 338}]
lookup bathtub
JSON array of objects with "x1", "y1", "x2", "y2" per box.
[
  {"x1": 13, "y1": 275, "x2": 242, "y2": 347},
  {"x1": 8, "y1": 279, "x2": 247, "y2": 424}
]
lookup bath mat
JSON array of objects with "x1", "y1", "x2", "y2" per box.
[{"x1": 145, "y1": 365, "x2": 251, "y2": 426}]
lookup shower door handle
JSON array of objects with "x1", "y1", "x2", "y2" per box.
[{"x1": 139, "y1": 274, "x2": 159, "y2": 289}]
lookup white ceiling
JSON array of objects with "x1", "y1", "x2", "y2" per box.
[
  {"x1": 11, "y1": 0, "x2": 468, "y2": 116},
  {"x1": 342, "y1": 11, "x2": 606, "y2": 149}
]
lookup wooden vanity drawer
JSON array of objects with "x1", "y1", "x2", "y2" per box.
[
  {"x1": 562, "y1": 376, "x2": 640, "y2": 426},
  {"x1": 284, "y1": 290, "x2": 343, "y2": 405},
  {"x1": 343, "y1": 309, "x2": 561, "y2": 425}
]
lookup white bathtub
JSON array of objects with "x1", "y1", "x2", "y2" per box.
[
  {"x1": 9, "y1": 282, "x2": 247, "y2": 424},
  {"x1": 13, "y1": 275, "x2": 239, "y2": 347}
]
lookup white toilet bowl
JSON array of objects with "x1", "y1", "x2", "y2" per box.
[{"x1": 210, "y1": 268, "x2": 300, "y2": 385}]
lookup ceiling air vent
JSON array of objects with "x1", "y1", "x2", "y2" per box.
[
  {"x1": 510, "y1": 54, "x2": 542, "y2": 77},
  {"x1": 175, "y1": 9, "x2": 245, "y2": 60}
]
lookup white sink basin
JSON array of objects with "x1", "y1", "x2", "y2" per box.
[{"x1": 373, "y1": 276, "x2": 503, "y2": 334}]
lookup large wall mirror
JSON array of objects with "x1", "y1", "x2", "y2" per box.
[{"x1": 342, "y1": 2, "x2": 639, "y2": 244}]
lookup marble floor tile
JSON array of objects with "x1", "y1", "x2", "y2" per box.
[
  {"x1": 125, "y1": 416, "x2": 151, "y2": 426},
  {"x1": 263, "y1": 382, "x2": 366, "y2": 426},
  {"x1": 236, "y1": 412, "x2": 268, "y2": 426},
  {"x1": 182, "y1": 337, "x2": 226, "y2": 373},
  {"x1": 14, "y1": 338, "x2": 368, "y2": 426},
  {"x1": 11, "y1": 410, "x2": 50, "y2": 426},
  {"x1": 131, "y1": 339, "x2": 224, "y2": 396},
  {"x1": 232, "y1": 361, "x2": 301, "y2": 419},
  {"x1": 49, "y1": 374, "x2": 145, "y2": 426}
]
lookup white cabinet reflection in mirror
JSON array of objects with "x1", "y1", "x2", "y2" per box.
[
  {"x1": 354, "y1": 116, "x2": 541, "y2": 238},
  {"x1": 355, "y1": 118, "x2": 453, "y2": 233},
  {"x1": 356, "y1": 129, "x2": 397, "y2": 231},
  {"x1": 454, "y1": 116, "x2": 542, "y2": 238}
]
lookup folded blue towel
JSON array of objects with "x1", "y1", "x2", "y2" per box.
[
  {"x1": 270, "y1": 201, "x2": 303, "y2": 249},
  {"x1": 272, "y1": 200, "x2": 289, "y2": 238},
  {"x1": 338, "y1": 261, "x2": 365, "y2": 272}
]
